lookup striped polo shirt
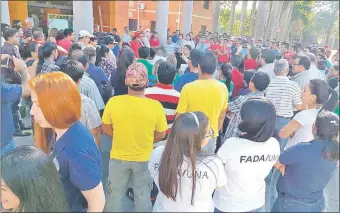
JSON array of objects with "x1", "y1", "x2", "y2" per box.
[
  {"x1": 265, "y1": 76, "x2": 302, "y2": 118},
  {"x1": 145, "y1": 83, "x2": 180, "y2": 134}
]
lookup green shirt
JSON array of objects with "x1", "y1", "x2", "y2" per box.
[
  {"x1": 219, "y1": 79, "x2": 234, "y2": 100},
  {"x1": 136, "y1": 59, "x2": 153, "y2": 76}
]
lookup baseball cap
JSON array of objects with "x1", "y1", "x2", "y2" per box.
[
  {"x1": 78, "y1": 30, "x2": 93, "y2": 38},
  {"x1": 103, "y1": 35, "x2": 118, "y2": 45},
  {"x1": 125, "y1": 62, "x2": 148, "y2": 87}
]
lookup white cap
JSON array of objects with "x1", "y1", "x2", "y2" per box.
[
  {"x1": 145, "y1": 28, "x2": 150, "y2": 33},
  {"x1": 78, "y1": 30, "x2": 93, "y2": 38}
]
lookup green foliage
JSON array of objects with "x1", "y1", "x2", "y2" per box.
[{"x1": 219, "y1": 8, "x2": 251, "y2": 36}]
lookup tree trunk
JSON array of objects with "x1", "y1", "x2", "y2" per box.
[
  {"x1": 277, "y1": 1, "x2": 290, "y2": 41},
  {"x1": 254, "y1": 1, "x2": 268, "y2": 40},
  {"x1": 211, "y1": 1, "x2": 221, "y2": 33},
  {"x1": 265, "y1": 1, "x2": 279, "y2": 41},
  {"x1": 228, "y1": 1, "x2": 237, "y2": 35},
  {"x1": 249, "y1": 1, "x2": 257, "y2": 37},
  {"x1": 283, "y1": 2, "x2": 295, "y2": 42},
  {"x1": 239, "y1": 1, "x2": 248, "y2": 36},
  {"x1": 271, "y1": 1, "x2": 284, "y2": 40},
  {"x1": 263, "y1": 1, "x2": 272, "y2": 40}
]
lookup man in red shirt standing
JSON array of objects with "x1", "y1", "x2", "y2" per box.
[
  {"x1": 149, "y1": 31, "x2": 160, "y2": 49},
  {"x1": 218, "y1": 38, "x2": 231, "y2": 65},
  {"x1": 230, "y1": 55, "x2": 245, "y2": 98},
  {"x1": 209, "y1": 37, "x2": 222, "y2": 58},
  {"x1": 57, "y1": 28, "x2": 74, "y2": 56},
  {"x1": 244, "y1": 47, "x2": 260, "y2": 71},
  {"x1": 130, "y1": 34, "x2": 142, "y2": 58}
]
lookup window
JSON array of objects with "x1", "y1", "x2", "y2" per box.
[
  {"x1": 201, "y1": 25, "x2": 207, "y2": 34},
  {"x1": 203, "y1": 0, "x2": 209, "y2": 9},
  {"x1": 151, "y1": 21, "x2": 156, "y2": 32},
  {"x1": 128, "y1": 19, "x2": 138, "y2": 31}
]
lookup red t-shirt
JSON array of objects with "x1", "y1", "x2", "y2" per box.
[
  {"x1": 231, "y1": 68, "x2": 244, "y2": 98},
  {"x1": 130, "y1": 40, "x2": 141, "y2": 58},
  {"x1": 150, "y1": 38, "x2": 160, "y2": 48},
  {"x1": 244, "y1": 59, "x2": 258, "y2": 71},
  {"x1": 218, "y1": 45, "x2": 231, "y2": 63},
  {"x1": 57, "y1": 39, "x2": 72, "y2": 56}
]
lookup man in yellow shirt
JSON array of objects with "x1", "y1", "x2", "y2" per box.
[
  {"x1": 176, "y1": 51, "x2": 228, "y2": 153},
  {"x1": 102, "y1": 62, "x2": 168, "y2": 212}
]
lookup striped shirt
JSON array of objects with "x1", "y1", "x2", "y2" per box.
[
  {"x1": 79, "y1": 73, "x2": 105, "y2": 111},
  {"x1": 80, "y1": 94, "x2": 102, "y2": 130},
  {"x1": 145, "y1": 84, "x2": 180, "y2": 146},
  {"x1": 265, "y1": 76, "x2": 302, "y2": 118}
]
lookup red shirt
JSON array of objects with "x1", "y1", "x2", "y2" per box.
[
  {"x1": 244, "y1": 59, "x2": 258, "y2": 71},
  {"x1": 218, "y1": 45, "x2": 231, "y2": 63},
  {"x1": 150, "y1": 38, "x2": 160, "y2": 48},
  {"x1": 231, "y1": 68, "x2": 244, "y2": 98},
  {"x1": 130, "y1": 40, "x2": 141, "y2": 58},
  {"x1": 57, "y1": 39, "x2": 72, "y2": 56}
]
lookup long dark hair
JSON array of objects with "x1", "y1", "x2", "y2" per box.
[
  {"x1": 1, "y1": 146, "x2": 69, "y2": 212},
  {"x1": 116, "y1": 47, "x2": 135, "y2": 78},
  {"x1": 239, "y1": 99, "x2": 276, "y2": 142},
  {"x1": 95, "y1": 44, "x2": 110, "y2": 66},
  {"x1": 37, "y1": 42, "x2": 57, "y2": 74},
  {"x1": 309, "y1": 79, "x2": 338, "y2": 112},
  {"x1": 19, "y1": 41, "x2": 39, "y2": 59},
  {"x1": 159, "y1": 112, "x2": 212, "y2": 205},
  {"x1": 220, "y1": 63, "x2": 232, "y2": 90},
  {"x1": 314, "y1": 110, "x2": 339, "y2": 161}
]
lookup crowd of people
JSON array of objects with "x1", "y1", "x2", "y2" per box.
[{"x1": 1, "y1": 18, "x2": 339, "y2": 213}]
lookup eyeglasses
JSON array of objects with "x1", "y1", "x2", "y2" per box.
[{"x1": 203, "y1": 127, "x2": 214, "y2": 139}]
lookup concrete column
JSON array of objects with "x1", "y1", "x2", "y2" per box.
[
  {"x1": 156, "y1": 0, "x2": 169, "y2": 47},
  {"x1": 73, "y1": 0, "x2": 94, "y2": 40},
  {"x1": 1, "y1": 0, "x2": 11, "y2": 26},
  {"x1": 181, "y1": 0, "x2": 193, "y2": 35}
]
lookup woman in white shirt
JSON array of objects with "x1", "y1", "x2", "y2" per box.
[
  {"x1": 214, "y1": 99, "x2": 280, "y2": 212},
  {"x1": 280, "y1": 79, "x2": 339, "y2": 149},
  {"x1": 148, "y1": 112, "x2": 227, "y2": 212}
]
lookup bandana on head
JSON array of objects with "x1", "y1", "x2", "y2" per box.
[{"x1": 125, "y1": 62, "x2": 148, "y2": 87}]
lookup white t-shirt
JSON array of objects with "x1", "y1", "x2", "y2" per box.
[
  {"x1": 285, "y1": 108, "x2": 320, "y2": 149},
  {"x1": 148, "y1": 146, "x2": 227, "y2": 212},
  {"x1": 213, "y1": 137, "x2": 280, "y2": 212}
]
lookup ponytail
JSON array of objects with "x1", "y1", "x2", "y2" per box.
[
  {"x1": 321, "y1": 87, "x2": 339, "y2": 112},
  {"x1": 309, "y1": 79, "x2": 339, "y2": 112},
  {"x1": 36, "y1": 42, "x2": 57, "y2": 74},
  {"x1": 315, "y1": 110, "x2": 339, "y2": 161}
]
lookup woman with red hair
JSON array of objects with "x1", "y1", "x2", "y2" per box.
[{"x1": 29, "y1": 72, "x2": 105, "y2": 212}]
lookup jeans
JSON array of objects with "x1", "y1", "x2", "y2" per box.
[
  {"x1": 202, "y1": 137, "x2": 217, "y2": 153},
  {"x1": 215, "y1": 205, "x2": 264, "y2": 212},
  {"x1": 272, "y1": 193, "x2": 325, "y2": 212},
  {"x1": 12, "y1": 100, "x2": 21, "y2": 131},
  {"x1": 265, "y1": 116, "x2": 291, "y2": 211},
  {"x1": 104, "y1": 159, "x2": 152, "y2": 212},
  {"x1": 273, "y1": 116, "x2": 291, "y2": 152},
  {"x1": 1, "y1": 139, "x2": 15, "y2": 156}
]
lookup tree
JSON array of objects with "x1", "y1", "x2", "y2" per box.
[
  {"x1": 239, "y1": 1, "x2": 248, "y2": 36},
  {"x1": 254, "y1": 1, "x2": 269, "y2": 39},
  {"x1": 228, "y1": 1, "x2": 238, "y2": 34},
  {"x1": 277, "y1": 1, "x2": 293, "y2": 41},
  {"x1": 265, "y1": 1, "x2": 280, "y2": 41},
  {"x1": 249, "y1": 1, "x2": 257, "y2": 37},
  {"x1": 270, "y1": 1, "x2": 284, "y2": 39}
]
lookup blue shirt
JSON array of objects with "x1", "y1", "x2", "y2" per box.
[
  {"x1": 1, "y1": 83, "x2": 22, "y2": 147},
  {"x1": 195, "y1": 43, "x2": 210, "y2": 52},
  {"x1": 172, "y1": 35, "x2": 178, "y2": 43},
  {"x1": 174, "y1": 72, "x2": 198, "y2": 92},
  {"x1": 86, "y1": 63, "x2": 109, "y2": 87},
  {"x1": 52, "y1": 121, "x2": 102, "y2": 212},
  {"x1": 112, "y1": 45, "x2": 120, "y2": 57},
  {"x1": 277, "y1": 139, "x2": 338, "y2": 202}
]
